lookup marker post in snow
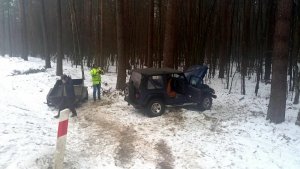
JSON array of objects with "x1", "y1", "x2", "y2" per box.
[{"x1": 54, "y1": 109, "x2": 70, "y2": 169}]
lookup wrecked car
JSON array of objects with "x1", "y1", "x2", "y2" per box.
[{"x1": 124, "y1": 65, "x2": 216, "y2": 117}]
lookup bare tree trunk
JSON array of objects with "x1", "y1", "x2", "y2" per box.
[
  {"x1": 184, "y1": 0, "x2": 192, "y2": 69},
  {"x1": 255, "y1": 0, "x2": 263, "y2": 96},
  {"x1": 100, "y1": 0, "x2": 104, "y2": 67},
  {"x1": 19, "y1": 0, "x2": 28, "y2": 60},
  {"x1": 293, "y1": 65, "x2": 299, "y2": 104},
  {"x1": 218, "y1": 0, "x2": 231, "y2": 79},
  {"x1": 116, "y1": 0, "x2": 126, "y2": 90},
  {"x1": 264, "y1": 0, "x2": 276, "y2": 82},
  {"x1": 41, "y1": 0, "x2": 51, "y2": 68},
  {"x1": 163, "y1": 0, "x2": 178, "y2": 68},
  {"x1": 68, "y1": 0, "x2": 85, "y2": 79},
  {"x1": 7, "y1": 7, "x2": 12, "y2": 57},
  {"x1": 157, "y1": 0, "x2": 163, "y2": 68},
  {"x1": 0, "y1": 8, "x2": 4, "y2": 56},
  {"x1": 296, "y1": 110, "x2": 300, "y2": 126},
  {"x1": 241, "y1": 0, "x2": 251, "y2": 95},
  {"x1": 85, "y1": 0, "x2": 93, "y2": 67},
  {"x1": 267, "y1": 0, "x2": 292, "y2": 124},
  {"x1": 56, "y1": 0, "x2": 63, "y2": 76},
  {"x1": 147, "y1": 0, "x2": 154, "y2": 67}
]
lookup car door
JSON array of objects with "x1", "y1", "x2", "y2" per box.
[
  {"x1": 185, "y1": 76, "x2": 203, "y2": 103},
  {"x1": 164, "y1": 73, "x2": 189, "y2": 105}
]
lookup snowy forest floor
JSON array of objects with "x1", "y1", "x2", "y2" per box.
[{"x1": 0, "y1": 56, "x2": 299, "y2": 169}]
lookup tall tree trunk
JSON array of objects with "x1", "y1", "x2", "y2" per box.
[
  {"x1": 264, "y1": 0, "x2": 276, "y2": 82},
  {"x1": 291, "y1": 4, "x2": 300, "y2": 103},
  {"x1": 147, "y1": 0, "x2": 154, "y2": 67},
  {"x1": 157, "y1": 0, "x2": 163, "y2": 68},
  {"x1": 99, "y1": 0, "x2": 104, "y2": 67},
  {"x1": 163, "y1": 0, "x2": 178, "y2": 68},
  {"x1": 19, "y1": 0, "x2": 28, "y2": 60},
  {"x1": 218, "y1": 0, "x2": 231, "y2": 79},
  {"x1": 0, "y1": 8, "x2": 4, "y2": 56},
  {"x1": 85, "y1": 0, "x2": 93, "y2": 67},
  {"x1": 255, "y1": 0, "x2": 263, "y2": 96},
  {"x1": 296, "y1": 110, "x2": 300, "y2": 126},
  {"x1": 41, "y1": 0, "x2": 51, "y2": 68},
  {"x1": 68, "y1": 0, "x2": 85, "y2": 79},
  {"x1": 56, "y1": 0, "x2": 63, "y2": 76},
  {"x1": 267, "y1": 0, "x2": 292, "y2": 124},
  {"x1": 293, "y1": 65, "x2": 299, "y2": 104},
  {"x1": 1, "y1": 8, "x2": 5, "y2": 56},
  {"x1": 241, "y1": 0, "x2": 251, "y2": 95},
  {"x1": 184, "y1": 0, "x2": 192, "y2": 69},
  {"x1": 7, "y1": 7, "x2": 12, "y2": 57},
  {"x1": 116, "y1": 0, "x2": 126, "y2": 90}
]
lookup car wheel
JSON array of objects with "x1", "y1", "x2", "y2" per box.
[
  {"x1": 147, "y1": 99, "x2": 165, "y2": 117},
  {"x1": 200, "y1": 96, "x2": 212, "y2": 110}
]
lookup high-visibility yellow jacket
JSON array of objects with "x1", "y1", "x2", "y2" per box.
[{"x1": 90, "y1": 67, "x2": 103, "y2": 85}]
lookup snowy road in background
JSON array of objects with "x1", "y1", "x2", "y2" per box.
[{"x1": 0, "y1": 56, "x2": 299, "y2": 169}]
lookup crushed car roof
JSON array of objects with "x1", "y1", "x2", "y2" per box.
[{"x1": 133, "y1": 67, "x2": 182, "y2": 75}]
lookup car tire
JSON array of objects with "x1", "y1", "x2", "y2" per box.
[
  {"x1": 199, "y1": 96, "x2": 212, "y2": 110},
  {"x1": 147, "y1": 99, "x2": 165, "y2": 117}
]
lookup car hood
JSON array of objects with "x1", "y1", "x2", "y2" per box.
[{"x1": 184, "y1": 65, "x2": 208, "y2": 81}]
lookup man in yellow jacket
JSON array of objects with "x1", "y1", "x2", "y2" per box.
[{"x1": 90, "y1": 64, "x2": 103, "y2": 101}]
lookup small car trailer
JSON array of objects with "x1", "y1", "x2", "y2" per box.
[{"x1": 46, "y1": 79, "x2": 88, "y2": 107}]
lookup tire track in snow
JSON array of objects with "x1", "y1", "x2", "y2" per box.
[
  {"x1": 114, "y1": 127, "x2": 136, "y2": 168},
  {"x1": 77, "y1": 98, "x2": 176, "y2": 168},
  {"x1": 79, "y1": 100, "x2": 139, "y2": 168},
  {"x1": 155, "y1": 140, "x2": 174, "y2": 169}
]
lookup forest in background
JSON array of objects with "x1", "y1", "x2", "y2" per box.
[{"x1": 0, "y1": 0, "x2": 299, "y2": 124}]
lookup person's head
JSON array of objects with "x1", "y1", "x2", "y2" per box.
[{"x1": 61, "y1": 74, "x2": 68, "y2": 83}]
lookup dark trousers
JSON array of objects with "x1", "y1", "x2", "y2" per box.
[
  {"x1": 93, "y1": 84, "x2": 101, "y2": 100},
  {"x1": 57, "y1": 97, "x2": 77, "y2": 116}
]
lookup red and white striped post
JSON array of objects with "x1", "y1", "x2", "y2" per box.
[{"x1": 54, "y1": 109, "x2": 70, "y2": 169}]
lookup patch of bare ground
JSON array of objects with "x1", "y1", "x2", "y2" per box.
[
  {"x1": 114, "y1": 127, "x2": 137, "y2": 168},
  {"x1": 155, "y1": 140, "x2": 174, "y2": 169}
]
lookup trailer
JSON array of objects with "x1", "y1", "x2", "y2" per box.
[{"x1": 46, "y1": 79, "x2": 88, "y2": 107}]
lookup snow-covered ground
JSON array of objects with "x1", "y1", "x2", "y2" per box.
[{"x1": 0, "y1": 56, "x2": 299, "y2": 169}]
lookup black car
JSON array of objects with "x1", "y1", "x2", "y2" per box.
[{"x1": 124, "y1": 65, "x2": 216, "y2": 117}]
